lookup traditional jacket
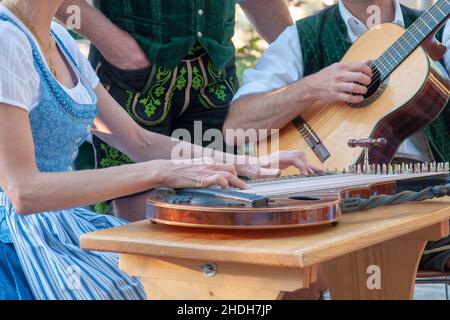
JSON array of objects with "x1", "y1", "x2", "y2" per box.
[{"x1": 99, "y1": 0, "x2": 237, "y2": 69}]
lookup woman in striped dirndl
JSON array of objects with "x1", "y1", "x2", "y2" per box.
[{"x1": 0, "y1": 0, "x2": 315, "y2": 300}]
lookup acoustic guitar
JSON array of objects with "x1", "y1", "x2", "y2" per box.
[{"x1": 257, "y1": 0, "x2": 450, "y2": 174}]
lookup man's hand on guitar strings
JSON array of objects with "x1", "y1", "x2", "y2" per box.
[{"x1": 303, "y1": 60, "x2": 372, "y2": 104}]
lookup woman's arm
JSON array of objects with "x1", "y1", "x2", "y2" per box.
[
  {"x1": 93, "y1": 85, "x2": 320, "y2": 175},
  {"x1": 0, "y1": 103, "x2": 245, "y2": 215},
  {"x1": 93, "y1": 84, "x2": 188, "y2": 163},
  {"x1": 93, "y1": 84, "x2": 240, "y2": 163}
]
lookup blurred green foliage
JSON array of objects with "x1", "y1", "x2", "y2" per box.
[{"x1": 235, "y1": 35, "x2": 265, "y2": 82}]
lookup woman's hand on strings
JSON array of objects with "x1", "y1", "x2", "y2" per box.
[
  {"x1": 151, "y1": 158, "x2": 248, "y2": 190},
  {"x1": 235, "y1": 150, "x2": 323, "y2": 179},
  {"x1": 152, "y1": 150, "x2": 322, "y2": 190}
]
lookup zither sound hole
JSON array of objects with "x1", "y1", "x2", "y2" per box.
[{"x1": 289, "y1": 196, "x2": 321, "y2": 201}]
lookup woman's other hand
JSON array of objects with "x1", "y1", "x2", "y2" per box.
[{"x1": 235, "y1": 150, "x2": 322, "y2": 179}]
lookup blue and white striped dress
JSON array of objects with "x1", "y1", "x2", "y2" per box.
[{"x1": 0, "y1": 11, "x2": 146, "y2": 299}]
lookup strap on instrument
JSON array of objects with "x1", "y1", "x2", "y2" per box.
[{"x1": 343, "y1": 184, "x2": 450, "y2": 213}]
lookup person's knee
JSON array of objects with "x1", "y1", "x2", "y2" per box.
[{"x1": 112, "y1": 192, "x2": 150, "y2": 222}]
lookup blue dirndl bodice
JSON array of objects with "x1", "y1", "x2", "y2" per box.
[
  {"x1": 28, "y1": 37, "x2": 97, "y2": 173},
  {"x1": 0, "y1": 13, "x2": 146, "y2": 299}
]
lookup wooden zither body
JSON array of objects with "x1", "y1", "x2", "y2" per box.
[
  {"x1": 147, "y1": 167, "x2": 450, "y2": 229},
  {"x1": 257, "y1": 3, "x2": 450, "y2": 175}
]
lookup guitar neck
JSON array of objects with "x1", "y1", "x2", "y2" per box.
[{"x1": 373, "y1": 0, "x2": 450, "y2": 81}]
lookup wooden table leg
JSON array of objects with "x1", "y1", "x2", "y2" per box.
[
  {"x1": 119, "y1": 255, "x2": 318, "y2": 300},
  {"x1": 322, "y1": 222, "x2": 449, "y2": 300}
]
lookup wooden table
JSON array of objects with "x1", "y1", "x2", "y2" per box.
[{"x1": 80, "y1": 199, "x2": 450, "y2": 300}]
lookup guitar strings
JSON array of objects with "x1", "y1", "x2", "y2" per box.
[
  {"x1": 357, "y1": 4, "x2": 443, "y2": 98},
  {"x1": 357, "y1": 2, "x2": 448, "y2": 98},
  {"x1": 369, "y1": 2, "x2": 446, "y2": 83},
  {"x1": 308, "y1": 4, "x2": 445, "y2": 125},
  {"x1": 306, "y1": 2, "x2": 448, "y2": 128}
]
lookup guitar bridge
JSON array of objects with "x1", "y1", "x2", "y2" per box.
[{"x1": 293, "y1": 117, "x2": 330, "y2": 163}]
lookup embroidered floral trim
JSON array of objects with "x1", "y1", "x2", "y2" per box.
[
  {"x1": 99, "y1": 143, "x2": 132, "y2": 168},
  {"x1": 192, "y1": 66, "x2": 204, "y2": 90},
  {"x1": 137, "y1": 67, "x2": 173, "y2": 122},
  {"x1": 206, "y1": 60, "x2": 228, "y2": 101},
  {"x1": 176, "y1": 67, "x2": 187, "y2": 91}
]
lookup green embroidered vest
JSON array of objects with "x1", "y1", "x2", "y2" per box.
[
  {"x1": 296, "y1": 4, "x2": 450, "y2": 162},
  {"x1": 99, "y1": 0, "x2": 236, "y2": 69}
]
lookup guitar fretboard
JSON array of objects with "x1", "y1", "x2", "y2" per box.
[{"x1": 373, "y1": 0, "x2": 450, "y2": 80}]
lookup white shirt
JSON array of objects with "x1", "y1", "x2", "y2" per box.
[
  {"x1": 0, "y1": 5, "x2": 99, "y2": 113},
  {"x1": 234, "y1": 0, "x2": 450, "y2": 162}
]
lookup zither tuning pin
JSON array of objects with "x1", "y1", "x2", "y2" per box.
[
  {"x1": 406, "y1": 163, "x2": 412, "y2": 174},
  {"x1": 422, "y1": 162, "x2": 428, "y2": 173},
  {"x1": 430, "y1": 162, "x2": 436, "y2": 172},
  {"x1": 401, "y1": 163, "x2": 406, "y2": 174}
]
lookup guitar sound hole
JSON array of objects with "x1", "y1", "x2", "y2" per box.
[
  {"x1": 289, "y1": 196, "x2": 320, "y2": 201},
  {"x1": 351, "y1": 65, "x2": 389, "y2": 108},
  {"x1": 364, "y1": 74, "x2": 382, "y2": 100}
]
